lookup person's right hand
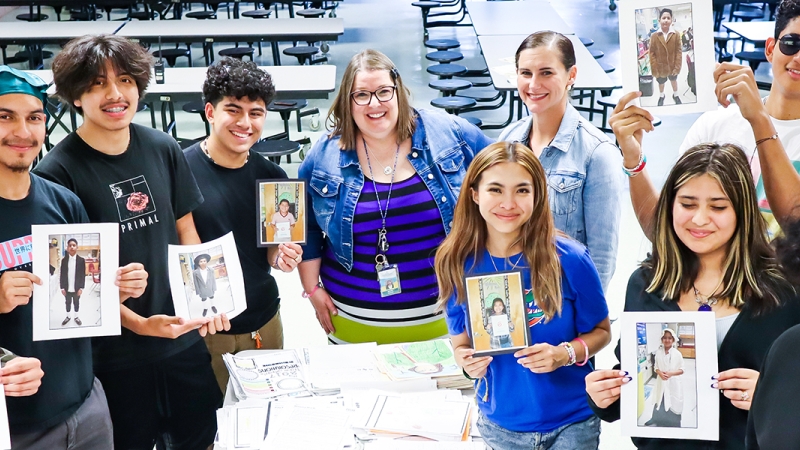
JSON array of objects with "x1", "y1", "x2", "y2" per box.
[
  {"x1": 659, "y1": 370, "x2": 671, "y2": 381},
  {"x1": 0, "y1": 357, "x2": 43, "y2": 397},
  {"x1": 139, "y1": 315, "x2": 210, "y2": 339},
  {"x1": 309, "y1": 288, "x2": 337, "y2": 334},
  {"x1": 609, "y1": 91, "x2": 656, "y2": 169},
  {"x1": 585, "y1": 369, "x2": 631, "y2": 409},
  {"x1": 61, "y1": 289, "x2": 66, "y2": 296},
  {"x1": 0, "y1": 271, "x2": 42, "y2": 314},
  {"x1": 454, "y1": 347, "x2": 492, "y2": 379}
]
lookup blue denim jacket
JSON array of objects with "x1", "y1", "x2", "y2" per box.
[
  {"x1": 300, "y1": 108, "x2": 494, "y2": 270},
  {"x1": 498, "y1": 103, "x2": 622, "y2": 290}
]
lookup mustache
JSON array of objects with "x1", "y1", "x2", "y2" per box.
[{"x1": 2, "y1": 138, "x2": 40, "y2": 148}]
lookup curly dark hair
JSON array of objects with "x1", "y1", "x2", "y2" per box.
[
  {"x1": 202, "y1": 58, "x2": 275, "y2": 107},
  {"x1": 776, "y1": 218, "x2": 800, "y2": 284},
  {"x1": 775, "y1": 0, "x2": 800, "y2": 39},
  {"x1": 52, "y1": 34, "x2": 152, "y2": 115}
]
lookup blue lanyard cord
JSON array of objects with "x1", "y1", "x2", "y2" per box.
[{"x1": 362, "y1": 137, "x2": 400, "y2": 230}]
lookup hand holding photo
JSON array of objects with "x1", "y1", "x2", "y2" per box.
[
  {"x1": 618, "y1": 0, "x2": 716, "y2": 114},
  {"x1": 168, "y1": 232, "x2": 247, "y2": 321},
  {"x1": 31, "y1": 223, "x2": 121, "y2": 341},
  {"x1": 620, "y1": 311, "x2": 718, "y2": 441},
  {"x1": 464, "y1": 271, "x2": 529, "y2": 356},
  {"x1": 257, "y1": 180, "x2": 307, "y2": 247}
]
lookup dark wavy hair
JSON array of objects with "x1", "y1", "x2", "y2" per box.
[
  {"x1": 776, "y1": 218, "x2": 800, "y2": 285},
  {"x1": 776, "y1": 0, "x2": 800, "y2": 39},
  {"x1": 202, "y1": 57, "x2": 275, "y2": 106},
  {"x1": 52, "y1": 34, "x2": 152, "y2": 115}
]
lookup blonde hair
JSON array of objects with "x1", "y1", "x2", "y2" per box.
[
  {"x1": 326, "y1": 49, "x2": 415, "y2": 150},
  {"x1": 435, "y1": 142, "x2": 563, "y2": 321},
  {"x1": 647, "y1": 143, "x2": 787, "y2": 314}
]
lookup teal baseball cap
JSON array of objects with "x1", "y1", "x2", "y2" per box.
[{"x1": 0, "y1": 65, "x2": 48, "y2": 106}]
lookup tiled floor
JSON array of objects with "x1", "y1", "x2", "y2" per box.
[{"x1": 1, "y1": 1, "x2": 774, "y2": 448}]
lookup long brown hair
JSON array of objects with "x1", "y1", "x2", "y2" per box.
[
  {"x1": 326, "y1": 49, "x2": 415, "y2": 150},
  {"x1": 435, "y1": 142, "x2": 563, "y2": 320},
  {"x1": 646, "y1": 143, "x2": 788, "y2": 314}
]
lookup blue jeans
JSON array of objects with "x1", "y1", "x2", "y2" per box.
[{"x1": 478, "y1": 413, "x2": 600, "y2": 450}]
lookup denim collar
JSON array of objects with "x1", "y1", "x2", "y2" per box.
[
  {"x1": 337, "y1": 109, "x2": 425, "y2": 168},
  {"x1": 515, "y1": 103, "x2": 581, "y2": 154}
]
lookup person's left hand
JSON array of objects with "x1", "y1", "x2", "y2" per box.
[
  {"x1": 514, "y1": 343, "x2": 569, "y2": 373},
  {"x1": 117, "y1": 263, "x2": 148, "y2": 303},
  {"x1": 713, "y1": 62, "x2": 765, "y2": 122},
  {"x1": 0, "y1": 357, "x2": 43, "y2": 397},
  {"x1": 199, "y1": 313, "x2": 231, "y2": 337},
  {"x1": 77, "y1": 288, "x2": 83, "y2": 296},
  {"x1": 713, "y1": 368, "x2": 759, "y2": 410},
  {"x1": 275, "y1": 243, "x2": 303, "y2": 273}
]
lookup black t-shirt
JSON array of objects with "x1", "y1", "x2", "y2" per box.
[
  {"x1": 183, "y1": 143, "x2": 285, "y2": 334},
  {"x1": 0, "y1": 174, "x2": 93, "y2": 434},
  {"x1": 34, "y1": 124, "x2": 204, "y2": 371}
]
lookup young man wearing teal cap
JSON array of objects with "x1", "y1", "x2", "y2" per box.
[{"x1": 0, "y1": 65, "x2": 147, "y2": 449}]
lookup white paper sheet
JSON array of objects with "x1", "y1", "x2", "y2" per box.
[
  {"x1": 363, "y1": 442, "x2": 484, "y2": 450},
  {"x1": 0, "y1": 384, "x2": 10, "y2": 450},
  {"x1": 262, "y1": 403, "x2": 351, "y2": 450},
  {"x1": 304, "y1": 343, "x2": 384, "y2": 392},
  {"x1": 31, "y1": 223, "x2": 121, "y2": 341}
]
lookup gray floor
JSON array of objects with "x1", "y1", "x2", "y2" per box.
[{"x1": 1, "y1": 1, "x2": 774, "y2": 448}]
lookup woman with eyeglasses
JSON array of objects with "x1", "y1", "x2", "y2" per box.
[
  {"x1": 297, "y1": 49, "x2": 493, "y2": 345},
  {"x1": 498, "y1": 31, "x2": 623, "y2": 292}
]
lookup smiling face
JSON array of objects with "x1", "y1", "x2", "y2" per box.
[
  {"x1": 206, "y1": 95, "x2": 266, "y2": 157},
  {"x1": 516, "y1": 47, "x2": 576, "y2": 117},
  {"x1": 672, "y1": 173, "x2": 737, "y2": 262},
  {"x1": 351, "y1": 69, "x2": 398, "y2": 141},
  {"x1": 492, "y1": 299, "x2": 505, "y2": 314},
  {"x1": 659, "y1": 11, "x2": 673, "y2": 32},
  {"x1": 767, "y1": 17, "x2": 800, "y2": 100},
  {"x1": 0, "y1": 93, "x2": 45, "y2": 174},
  {"x1": 472, "y1": 162, "x2": 535, "y2": 245},
  {"x1": 74, "y1": 62, "x2": 139, "y2": 133},
  {"x1": 279, "y1": 200, "x2": 290, "y2": 214}
]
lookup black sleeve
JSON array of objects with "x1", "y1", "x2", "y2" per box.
[
  {"x1": 168, "y1": 138, "x2": 204, "y2": 219},
  {"x1": 33, "y1": 148, "x2": 78, "y2": 192}
]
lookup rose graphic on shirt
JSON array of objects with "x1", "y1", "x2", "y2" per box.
[{"x1": 126, "y1": 192, "x2": 149, "y2": 212}]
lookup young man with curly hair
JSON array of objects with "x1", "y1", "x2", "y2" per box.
[
  {"x1": 34, "y1": 35, "x2": 228, "y2": 450},
  {"x1": 183, "y1": 58, "x2": 303, "y2": 391}
]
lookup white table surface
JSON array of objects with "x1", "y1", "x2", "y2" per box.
[
  {"x1": 722, "y1": 20, "x2": 774, "y2": 42},
  {"x1": 467, "y1": 0, "x2": 574, "y2": 36},
  {"x1": 0, "y1": 21, "x2": 123, "y2": 43},
  {"x1": 116, "y1": 18, "x2": 344, "y2": 42}
]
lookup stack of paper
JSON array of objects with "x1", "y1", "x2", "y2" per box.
[
  {"x1": 303, "y1": 342, "x2": 386, "y2": 395},
  {"x1": 222, "y1": 350, "x2": 310, "y2": 401},
  {"x1": 353, "y1": 393, "x2": 473, "y2": 442},
  {"x1": 372, "y1": 340, "x2": 473, "y2": 390}
]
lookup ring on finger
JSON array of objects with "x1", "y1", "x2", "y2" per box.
[
  {"x1": 295, "y1": 255, "x2": 302, "y2": 263},
  {"x1": 741, "y1": 390, "x2": 749, "y2": 402}
]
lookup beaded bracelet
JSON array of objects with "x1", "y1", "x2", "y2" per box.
[
  {"x1": 622, "y1": 152, "x2": 647, "y2": 177},
  {"x1": 575, "y1": 337, "x2": 589, "y2": 367},
  {"x1": 560, "y1": 342, "x2": 576, "y2": 366}
]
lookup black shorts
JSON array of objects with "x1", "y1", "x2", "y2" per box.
[
  {"x1": 95, "y1": 339, "x2": 222, "y2": 450},
  {"x1": 656, "y1": 75, "x2": 678, "y2": 84}
]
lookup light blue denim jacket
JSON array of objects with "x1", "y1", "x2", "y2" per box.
[
  {"x1": 300, "y1": 108, "x2": 494, "y2": 270},
  {"x1": 498, "y1": 103, "x2": 622, "y2": 290}
]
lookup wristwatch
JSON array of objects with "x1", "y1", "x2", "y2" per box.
[{"x1": 0, "y1": 347, "x2": 16, "y2": 368}]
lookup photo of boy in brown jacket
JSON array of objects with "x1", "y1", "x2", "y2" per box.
[{"x1": 649, "y1": 8, "x2": 683, "y2": 105}]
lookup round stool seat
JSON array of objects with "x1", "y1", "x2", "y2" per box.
[
  {"x1": 597, "y1": 94, "x2": 622, "y2": 109},
  {"x1": 600, "y1": 62, "x2": 615, "y2": 73},
  {"x1": 426, "y1": 63, "x2": 468, "y2": 78},
  {"x1": 16, "y1": 13, "x2": 48, "y2": 21},
  {"x1": 736, "y1": 50, "x2": 768, "y2": 70},
  {"x1": 426, "y1": 50, "x2": 463, "y2": 63},
  {"x1": 219, "y1": 47, "x2": 255, "y2": 60},
  {"x1": 128, "y1": 10, "x2": 158, "y2": 20},
  {"x1": 282, "y1": 46, "x2": 319, "y2": 65},
  {"x1": 268, "y1": 99, "x2": 308, "y2": 113},
  {"x1": 182, "y1": 100, "x2": 206, "y2": 114},
  {"x1": 252, "y1": 139, "x2": 302, "y2": 162},
  {"x1": 429, "y1": 79, "x2": 472, "y2": 94},
  {"x1": 153, "y1": 48, "x2": 191, "y2": 67},
  {"x1": 579, "y1": 37, "x2": 594, "y2": 47},
  {"x1": 70, "y1": 11, "x2": 103, "y2": 20},
  {"x1": 430, "y1": 96, "x2": 476, "y2": 112},
  {"x1": 461, "y1": 88, "x2": 501, "y2": 102},
  {"x1": 424, "y1": 39, "x2": 460, "y2": 50},
  {"x1": 185, "y1": 10, "x2": 216, "y2": 19},
  {"x1": 297, "y1": 8, "x2": 325, "y2": 18},
  {"x1": 13, "y1": 50, "x2": 54, "y2": 61},
  {"x1": 732, "y1": 10, "x2": 763, "y2": 21},
  {"x1": 242, "y1": 9, "x2": 272, "y2": 18},
  {"x1": 590, "y1": 49, "x2": 604, "y2": 59},
  {"x1": 714, "y1": 31, "x2": 732, "y2": 43},
  {"x1": 463, "y1": 116, "x2": 482, "y2": 127},
  {"x1": 652, "y1": 116, "x2": 662, "y2": 127},
  {"x1": 412, "y1": 1, "x2": 442, "y2": 9}
]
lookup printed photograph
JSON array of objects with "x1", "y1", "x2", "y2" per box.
[
  {"x1": 177, "y1": 245, "x2": 235, "y2": 319},
  {"x1": 464, "y1": 271, "x2": 528, "y2": 356},
  {"x1": 634, "y1": 3, "x2": 696, "y2": 107},
  {"x1": 257, "y1": 180, "x2": 306, "y2": 246},
  {"x1": 47, "y1": 233, "x2": 102, "y2": 330},
  {"x1": 636, "y1": 322, "x2": 698, "y2": 429}
]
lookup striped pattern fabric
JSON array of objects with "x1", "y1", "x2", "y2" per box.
[{"x1": 320, "y1": 173, "x2": 448, "y2": 344}]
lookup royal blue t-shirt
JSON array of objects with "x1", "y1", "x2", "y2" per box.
[{"x1": 445, "y1": 237, "x2": 609, "y2": 433}]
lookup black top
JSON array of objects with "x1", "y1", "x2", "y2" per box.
[
  {"x1": 0, "y1": 174, "x2": 94, "y2": 434},
  {"x1": 34, "y1": 124, "x2": 204, "y2": 371},
  {"x1": 746, "y1": 323, "x2": 800, "y2": 449},
  {"x1": 183, "y1": 143, "x2": 285, "y2": 334},
  {"x1": 589, "y1": 266, "x2": 800, "y2": 450}
]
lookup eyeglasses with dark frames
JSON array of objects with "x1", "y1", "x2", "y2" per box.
[{"x1": 351, "y1": 86, "x2": 397, "y2": 106}]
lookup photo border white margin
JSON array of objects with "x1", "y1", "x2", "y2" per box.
[
  {"x1": 31, "y1": 223, "x2": 120, "y2": 342},
  {"x1": 167, "y1": 231, "x2": 247, "y2": 321},
  {"x1": 618, "y1": 0, "x2": 717, "y2": 115},
  {"x1": 620, "y1": 311, "x2": 719, "y2": 441},
  {"x1": 0, "y1": 383, "x2": 9, "y2": 450}
]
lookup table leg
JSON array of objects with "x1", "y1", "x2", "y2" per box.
[{"x1": 271, "y1": 42, "x2": 281, "y2": 65}]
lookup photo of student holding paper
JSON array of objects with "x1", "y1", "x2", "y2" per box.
[
  {"x1": 437, "y1": 142, "x2": 611, "y2": 450},
  {"x1": 585, "y1": 143, "x2": 800, "y2": 450}
]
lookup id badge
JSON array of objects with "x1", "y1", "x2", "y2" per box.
[{"x1": 378, "y1": 264, "x2": 402, "y2": 297}]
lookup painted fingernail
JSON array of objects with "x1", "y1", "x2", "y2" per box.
[
  {"x1": 711, "y1": 375, "x2": 718, "y2": 380},
  {"x1": 619, "y1": 370, "x2": 629, "y2": 376},
  {"x1": 623, "y1": 376, "x2": 632, "y2": 383},
  {"x1": 711, "y1": 383, "x2": 718, "y2": 389}
]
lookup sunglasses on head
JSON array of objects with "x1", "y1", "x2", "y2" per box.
[{"x1": 779, "y1": 33, "x2": 800, "y2": 56}]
